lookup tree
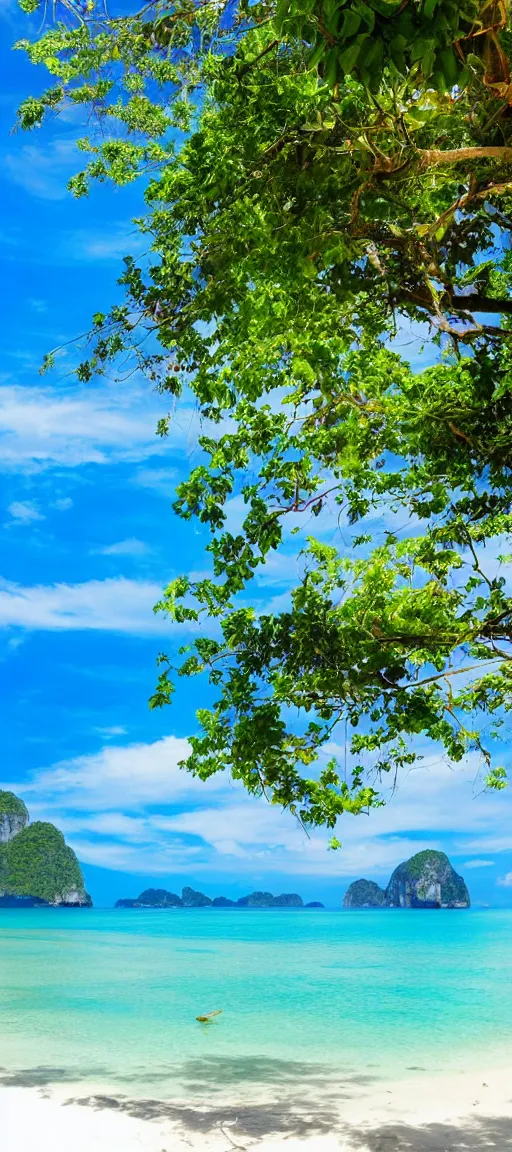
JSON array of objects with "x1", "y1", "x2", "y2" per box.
[{"x1": 14, "y1": 0, "x2": 512, "y2": 837}]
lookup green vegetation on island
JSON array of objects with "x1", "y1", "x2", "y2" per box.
[
  {"x1": 342, "y1": 880, "x2": 387, "y2": 909},
  {"x1": 138, "y1": 888, "x2": 183, "y2": 907},
  {"x1": 343, "y1": 851, "x2": 470, "y2": 909},
  {"x1": 0, "y1": 791, "x2": 29, "y2": 819},
  {"x1": 237, "y1": 891, "x2": 304, "y2": 908},
  {"x1": 0, "y1": 792, "x2": 91, "y2": 907},
  {"x1": 116, "y1": 886, "x2": 322, "y2": 908},
  {"x1": 182, "y1": 885, "x2": 213, "y2": 907}
]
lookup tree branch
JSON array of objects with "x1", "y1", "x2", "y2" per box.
[
  {"x1": 419, "y1": 146, "x2": 512, "y2": 169},
  {"x1": 397, "y1": 287, "x2": 512, "y2": 317},
  {"x1": 451, "y1": 293, "x2": 512, "y2": 315}
]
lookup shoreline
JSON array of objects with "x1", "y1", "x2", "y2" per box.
[{"x1": 4, "y1": 1062, "x2": 512, "y2": 1151}]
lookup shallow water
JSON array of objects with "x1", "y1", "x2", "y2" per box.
[{"x1": 0, "y1": 908, "x2": 511, "y2": 1099}]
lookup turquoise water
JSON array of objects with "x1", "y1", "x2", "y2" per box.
[{"x1": 1, "y1": 908, "x2": 511, "y2": 1099}]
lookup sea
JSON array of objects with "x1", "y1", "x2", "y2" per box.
[{"x1": 1, "y1": 907, "x2": 511, "y2": 1103}]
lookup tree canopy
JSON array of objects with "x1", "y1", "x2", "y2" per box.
[{"x1": 13, "y1": 0, "x2": 512, "y2": 839}]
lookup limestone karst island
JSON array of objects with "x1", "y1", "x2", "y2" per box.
[
  {"x1": 115, "y1": 886, "x2": 324, "y2": 908},
  {"x1": 343, "y1": 851, "x2": 470, "y2": 909},
  {"x1": 0, "y1": 790, "x2": 91, "y2": 907}
]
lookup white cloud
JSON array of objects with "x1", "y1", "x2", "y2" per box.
[
  {"x1": 15, "y1": 738, "x2": 246, "y2": 876},
  {"x1": 97, "y1": 726, "x2": 128, "y2": 738},
  {"x1": 11, "y1": 730, "x2": 512, "y2": 881},
  {"x1": 0, "y1": 383, "x2": 166, "y2": 471},
  {"x1": 97, "y1": 538, "x2": 150, "y2": 556},
  {"x1": 19, "y1": 734, "x2": 231, "y2": 811},
  {"x1": 456, "y1": 834, "x2": 512, "y2": 853},
  {"x1": 4, "y1": 140, "x2": 80, "y2": 201},
  {"x1": 0, "y1": 381, "x2": 218, "y2": 474},
  {"x1": 461, "y1": 859, "x2": 495, "y2": 869},
  {"x1": 498, "y1": 872, "x2": 512, "y2": 887},
  {"x1": 254, "y1": 549, "x2": 302, "y2": 588},
  {"x1": 6, "y1": 634, "x2": 24, "y2": 651},
  {"x1": 132, "y1": 467, "x2": 177, "y2": 495},
  {"x1": 27, "y1": 298, "x2": 48, "y2": 314},
  {"x1": 59, "y1": 225, "x2": 146, "y2": 265},
  {"x1": 52, "y1": 497, "x2": 73, "y2": 511},
  {"x1": 0, "y1": 576, "x2": 167, "y2": 634},
  {"x1": 6, "y1": 500, "x2": 44, "y2": 525},
  {"x1": 57, "y1": 812, "x2": 153, "y2": 840},
  {"x1": 65, "y1": 837, "x2": 203, "y2": 874},
  {"x1": 153, "y1": 803, "x2": 435, "y2": 877}
]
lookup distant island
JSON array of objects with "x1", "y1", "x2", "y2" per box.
[
  {"x1": 0, "y1": 790, "x2": 92, "y2": 907},
  {"x1": 343, "y1": 850, "x2": 470, "y2": 909},
  {"x1": 116, "y1": 885, "x2": 324, "y2": 909}
]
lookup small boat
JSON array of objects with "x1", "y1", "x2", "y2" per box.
[{"x1": 196, "y1": 1009, "x2": 223, "y2": 1023}]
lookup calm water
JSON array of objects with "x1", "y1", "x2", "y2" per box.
[{"x1": 0, "y1": 908, "x2": 511, "y2": 1099}]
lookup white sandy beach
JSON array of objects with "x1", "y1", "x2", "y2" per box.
[{"x1": 4, "y1": 1063, "x2": 512, "y2": 1152}]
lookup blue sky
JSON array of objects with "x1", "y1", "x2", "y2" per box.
[{"x1": 1, "y1": 3, "x2": 512, "y2": 909}]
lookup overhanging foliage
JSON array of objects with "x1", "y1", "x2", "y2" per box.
[{"x1": 13, "y1": 0, "x2": 512, "y2": 837}]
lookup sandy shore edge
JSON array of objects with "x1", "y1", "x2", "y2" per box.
[{"x1": 4, "y1": 1063, "x2": 512, "y2": 1151}]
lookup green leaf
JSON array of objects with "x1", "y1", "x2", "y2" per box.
[{"x1": 340, "y1": 9, "x2": 362, "y2": 38}]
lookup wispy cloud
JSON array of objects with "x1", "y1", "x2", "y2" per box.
[
  {"x1": 96, "y1": 538, "x2": 151, "y2": 557},
  {"x1": 63, "y1": 837, "x2": 203, "y2": 874},
  {"x1": 52, "y1": 497, "x2": 73, "y2": 512},
  {"x1": 6, "y1": 500, "x2": 44, "y2": 525},
  {"x1": 462, "y1": 859, "x2": 495, "y2": 869},
  {"x1": 18, "y1": 734, "x2": 229, "y2": 811},
  {"x1": 58, "y1": 225, "x2": 146, "y2": 265},
  {"x1": 0, "y1": 576, "x2": 167, "y2": 633},
  {"x1": 0, "y1": 383, "x2": 165, "y2": 471},
  {"x1": 4, "y1": 139, "x2": 80, "y2": 201},
  {"x1": 0, "y1": 382, "x2": 214, "y2": 473},
  {"x1": 132, "y1": 467, "x2": 177, "y2": 496}
]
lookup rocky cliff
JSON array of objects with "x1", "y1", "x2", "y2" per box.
[
  {"x1": 386, "y1": 850, "x2": 470, "y2": 908},
  {"x1": 0, "y1": 791, "x2": 28, "y2": 844},
  {"x1": 343, "y1": 850, "x2": 470, "y2": 909},
  {"x1": 0, "y1": 792, "x2": 91, "y2": 907}
]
